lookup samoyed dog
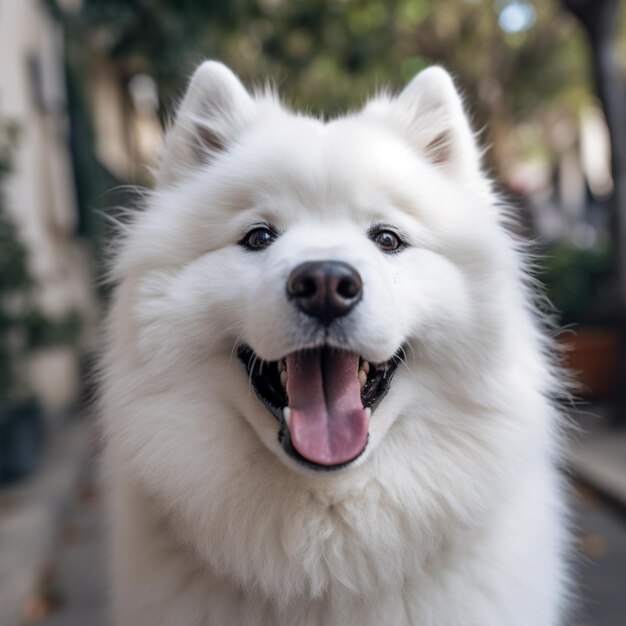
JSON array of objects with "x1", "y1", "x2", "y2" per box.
[{"x1": 102, "y1": 61, "x2": 569, "y2": 625}]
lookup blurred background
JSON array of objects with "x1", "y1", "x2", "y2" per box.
[{"x1": 0, "y1": 0, "x2": 625, "y2": 624}]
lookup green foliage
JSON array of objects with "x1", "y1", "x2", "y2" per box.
[
  {"x1": 23, "y1": 309, "x2": 83, "y2": 350},
  {"x1": 0, "y1": 125, "x2": 30, "y2": 293},
  {"x1": 0, "y1": 122, "x2": 26, "y2": 400},
  {"x1": 539, "y1": 242, "x2": 614, "y2": 326},
  {"x1": 48, "y1": 0, "x2": 602, "y2": 167}
]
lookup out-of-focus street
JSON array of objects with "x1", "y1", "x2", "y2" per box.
[
  {"x1": 575, "y1": 486, "x2": 626, "y2": 626},
  {"x1": 30, "y1": 450, "x2": 108, "y2": 626}
]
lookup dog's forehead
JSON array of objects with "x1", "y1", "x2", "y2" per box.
[
  {"x1": 233, "y1": 111, "x2": 423, "y2": 213},
  {"x1": 264, "y1": 113, "x2": 413, "y2": 173}
]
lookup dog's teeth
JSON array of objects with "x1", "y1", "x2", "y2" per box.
[
  {"x1": 278, "y1": 359, "x2": 286, "y2": 373},
  {"x1": 280, "y1": 370, "x2": 288, "y2": 388},
  {"x1": 358, "y1": 369, "x2": 367, "y2": 387},
  {"x1": 364, "y1": 408, "x2": 372, "y2": 420},
  {"x1": 361, "y1": 360, "x2": 370, "y2": 374},
  {"x1": 283, "y1": 407, "x2": 291, "y2": 425}
]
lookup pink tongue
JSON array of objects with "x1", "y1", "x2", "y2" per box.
[{"x1": 286, "y1": 349, "x2": 368, "y2": 466}]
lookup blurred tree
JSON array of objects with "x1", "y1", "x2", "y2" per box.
[
  {"x1": 46, "y1": 0, "x2": 245, "y2": 108},
  {"x1": 47, "y1": 0, "x2": 597, "y2": 177}
]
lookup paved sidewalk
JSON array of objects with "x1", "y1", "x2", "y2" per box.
[
  {"x1": 567, "y1": 405, "x2": 626, "y2": 507},
  {"x1": 35, "y1": 457, "x2": 108, "y2": 626},
  {"x1": 0, "y1": 418, "x2": 92, "y2": 626},
  {"x1": 573, "y1": 483, "x2": 626, "y2": 626}
]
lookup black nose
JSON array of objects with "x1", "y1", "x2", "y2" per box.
[{"x1": 287, "y1": 261, "x2": 362, "y2": 326}]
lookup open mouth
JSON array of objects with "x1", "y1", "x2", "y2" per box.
[{"x1": 237, "y1": 344, "x2": 403, "y2": 471}]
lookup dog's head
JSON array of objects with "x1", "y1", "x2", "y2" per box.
[{"x1": 120, "y1": 62, "x2": 518, "y2": 475}]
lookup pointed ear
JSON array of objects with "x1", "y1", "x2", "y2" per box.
[
  {"x1": 157, "y1": 61, "x2": 255, "y2": 186},
  {"x1": 366, "y1": 67, "x2": 481, "y2": 175}
]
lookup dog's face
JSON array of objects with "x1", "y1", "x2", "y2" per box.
[{"x1": 122, "y1": 63, "x2": 512, "y2": 475}]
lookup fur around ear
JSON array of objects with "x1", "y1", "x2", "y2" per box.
[
  {"x1": 157, "y1": 61, "x2": 255, "y2": 186},
  {"x1": 364, "y1": 67, "x2": 481, "y2": 176}
]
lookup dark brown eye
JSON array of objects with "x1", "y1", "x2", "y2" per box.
[
  {"x1": 372, "y1": 229, "x2": 402, "y2": 252},
  {"x1": 240, "y1": 227, "x2": 276, "y2": 251}
]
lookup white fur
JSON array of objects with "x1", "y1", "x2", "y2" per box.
[{"x1": 101, "y1": 61, "x2": 569, "y2": 625}]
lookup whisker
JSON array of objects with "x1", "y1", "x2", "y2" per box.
[
  {"x1": 229, "y1": 330, "x2": 246, "y2": 365},
  {"x1": 396, "y1": 354, "x2": 416, "y2": 378}
]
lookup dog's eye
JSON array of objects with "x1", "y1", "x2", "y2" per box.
[
  {"x1": 371, "y1": 229, "x2": 403, "y2": 253},
  {"x1": 240, "y1": 227, "x2": 276, "y2": 251}
]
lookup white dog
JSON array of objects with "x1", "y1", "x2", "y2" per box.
[{"x1": 101, "y1": 61, "x2": 569, "y2": 625}]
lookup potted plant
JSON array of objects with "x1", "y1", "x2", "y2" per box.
[{"x1": 539, "y1": 241, "x2": 617, "y2": 397}]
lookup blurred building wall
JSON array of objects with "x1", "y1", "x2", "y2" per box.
[
  {"x1": 85, "y1": 55, "x2": 162, "y2": 183},
  {"x1": 0, "y1": 0, "x2": 95, "y2": 416}
]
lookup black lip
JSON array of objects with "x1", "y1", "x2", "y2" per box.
[
  {"x1": 237, "y1": 345, "x2": 286, "y2": 421},
  {"x1": 237, "y1": 344, "x2": 403, "y2": 471}
]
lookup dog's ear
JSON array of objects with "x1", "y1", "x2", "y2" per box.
[
  {"x1": 157, "y1": 61, "x2": 254, "y2": 186},
  {"x1": 367, "y1": 67, "x2": 480, "y2": 176}
]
